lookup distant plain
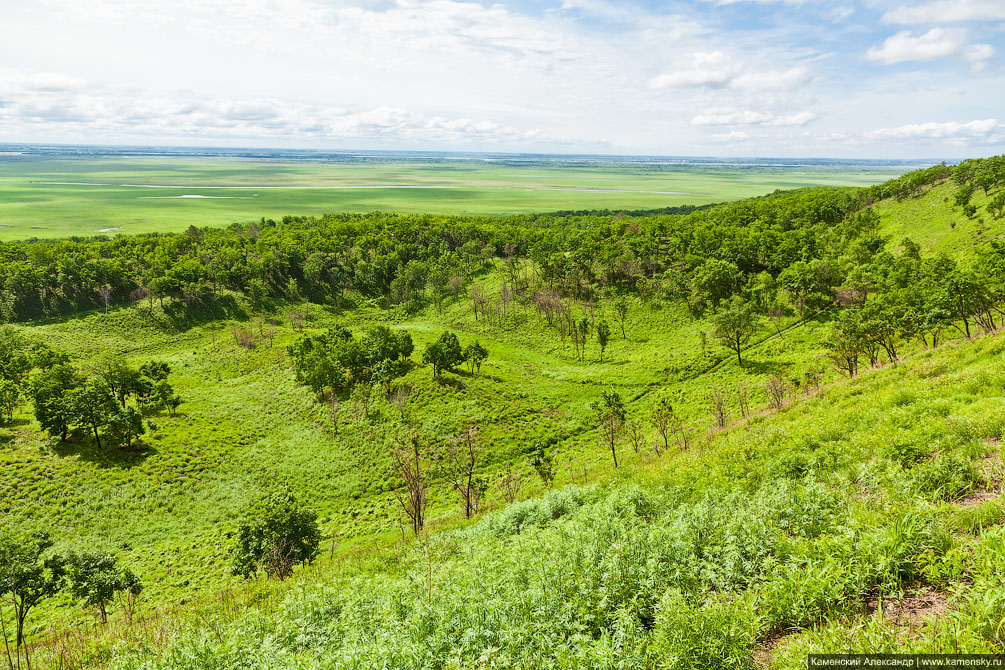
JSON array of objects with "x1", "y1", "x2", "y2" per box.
[{"x1": 0, "y1": 150, "x2": 918, "y2": 240}]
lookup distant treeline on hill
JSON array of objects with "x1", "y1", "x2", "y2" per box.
[
  {"x1": 540, "y1": 203, "x2": 715, "y2": 218},
  {"x1": 1, "y1": 155, "x2": 1004, "y2": 333}
]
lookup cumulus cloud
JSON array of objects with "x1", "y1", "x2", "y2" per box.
[
  {"x1": 883, "y1": 0, "x2": 1005, "y2": 24},
  {"x1": 691, "y1": 109, "x2": 817, "y2": 126},
  {"x1": 868, "y1": 119, "x2": 1000, "y2": 141},
  {"x1": 649, "y1": 53, "x2": 812, "y2": 94},
  {"x1": 648, "y1": 51, "x2": 737, "y2": 89},
  {"x1": 866, "y1": 28, "x2": 968, "y2": 65},
  {"x1": 964, "y1": 43, "x2": 996, "y2": 71}
]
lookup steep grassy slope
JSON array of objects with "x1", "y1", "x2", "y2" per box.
[
  {"x1": 873, "y1": 179, "x2": 1005, "y2": 253},
  {"x1": 4, "y1": 164, "x2": 1005, "y2": 667},
  {"x1": 0, "y1": 267, "x2": 835, "y2": 631},
  {"x1": 95, "y1": 326, "x2": 1005, "y2": 669}
]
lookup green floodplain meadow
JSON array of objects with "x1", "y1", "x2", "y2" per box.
[{"x1": 0, "y1": 152, "x2": 913, "y2": 240}]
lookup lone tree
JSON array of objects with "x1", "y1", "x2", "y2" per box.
[
  {"x1": 649, "y1": 395, "x2": 674, "y2": 456},
  {"x1": 596, "y1": 320, "x2": 611, "y2": 361},
  {"x1": 613, "y1": 297, "x2": 630, "y2": 338},
  {"x1": 530, "y1": 441, "x2": 556, "y2": 489},
  {"x1": 391, "y1": 431, "x2": 429, "y2": 535},
  {"x1": 442, "y1": 424, "x2": 485, "y2": 519},
  {"x1": 0, "y1": 530, "x2": 65, "y2": 655},
  {"x1": 29, "y1": 364, "x2": 84, "y2": 441},
  {"x1": 0, "y1": 379, "x2": 20, "y2": 423},
  {"x1": 423, "y1": 331, "x2": 465, "y2": 379},
  {"x1": 711, "y1": 296, "x2": 761, "y2": 367},
  {"x1": 593, "y1": 389, "x2": 626, "y2": 468},
  {"x1": 68, "y1": 378, "x2": 120, "y2": 449},
  {"x1": 231, "y1": 490, "x2": 321, "y2": 580},
  {"x1": 66, "y1": 551, "x2": 140, "y2": 624},
  {"x1": 464, "y1": 341, "x2": 488, "y2": 375}
]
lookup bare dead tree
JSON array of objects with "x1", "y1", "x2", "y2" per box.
[
  {"x1": 390, "y1": 383, "x2": 411, "y2": 422},
  {"x1": 736, "y1": 382, "x2": 751, "y2": 418},
  {"x1": 290, "y1": 310, "x2": 305, "y2": 333},
  {"x1": 500, "y1": 281, "x2": 512, "y2": 314},
  {"x1": 99, "y1": 284, "x2": 112, "y2": 315},
  {"x1": 263, "y1": 536, "x2": 296, "y2": 580},
  {"x1": 231, "y1": 326, "x2": 255, "y2": 349},
  {"x1": 709, "y1": 384, "x2": 728, "y2": 429},
  {"x1": 768, "y1": 304, "x2": 786, "y2": 336},
  {"x1": 390, "y1": 432, "x2": 428, "y2": 535},
  {"x1": 448, "y1": 274, "x2": 466, "y2": 301},
  {"x1": 351, "y1": 385, "x2": 372, "y2": 423},
  {"x1": 766, "y1": 375, "x2": 789, "y2": 410},
  {"x1": 498, "y1": 463, "x2": 524, "y2": 504},
  {"x1": 262, "y1": 320, "x2": 278, "y2": 348},
  {"x1": 325, "y1": 390, "x2": 341, "y2": 435},
  {"x1": 442, "y1": 424, "x2": 484, "y2": 519},
  {"x1": 471, "y1": 284, "x2": 487, "y2": 320},
  {"x1": 625, "y1": 417, "x2": 646, "y2": 455}
]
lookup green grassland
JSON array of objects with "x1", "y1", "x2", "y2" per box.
[
  {"x1": 873, "y1": 179, "x2": 1005, "y2": 253},
  {"x1": 13, "y1": 294, "x2": 1005, "y2": 669},
  {"x1": 103, "y1": 331, "x2": 1005, "y2": 670},
  {"x1": 2, "y1": 158, "x2": 1005, "y2": 668},
  {"x1": 0, "y1": 269, "x2": 835, "y2": 622},
  {"x1": 0, "y1": 155, "x2": 908, "y2": 240}
]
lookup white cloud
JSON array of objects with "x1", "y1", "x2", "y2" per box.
[
  {"x1": 964, "y1": 43, "x2": 996, "y2": 71},
  {"x1": 709, "y1": 130, "x2": 751, "y2": 142},
  {"x1": 883, "y1": 0, "x2": 1005, "y2": 24},
  {"x1": 692, "y1": 108, "x2": 816, "y2": 126},
  {"x1": 648, "y1": 51, "x2": 737, "y2": 89},
  {"x1": 693, "y1": 109, "x2": 773, "y2": 125},
  {"x1": 730, "y1": 66, "x2": 812, "y2": 92},
  {"x1": 649, "y1": 53, "x2": 812, "y2": 94},
  {"x1": 4, "y1": 0, "x2": 1004, "y2": 157},
  {"x1": 0, "y1": 75, "x2": 571, "y2": 147},
  {"x1": 868, "y1": 119, "x2": 1000, "y2": 141},
  {"x1": 866, "y1": 28, "x2": 967, "y2": 65},
  {"x1": 0, "y1": 68, "x2": 86, "y2": 93}
]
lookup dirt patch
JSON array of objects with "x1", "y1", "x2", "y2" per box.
[
  {"x1": 958, "y1": 489, "x2": 1002, "y2": 507},
  {"x1": 867, "y1": 586, "x2": 949, "y2": 629},
  {"x1": 754, "y1": 632, "x2": 789, "y2": 668},
  {"x1": 960, "y1": 444, "x2": 1004, "y2": 507}
]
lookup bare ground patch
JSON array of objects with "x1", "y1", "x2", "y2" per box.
[
  {"x1": 754, "y1": 588, "x2": 949, "y2": 668},
  {"x1": 867, "y1": 586, "x2": 949, "y2": 630},
  {"x1": 959, "y1": 442, "x2": 1004, "y2": 508},
  {"x1": 754, "y1": 631, "x2": 789, "y2": 669}
]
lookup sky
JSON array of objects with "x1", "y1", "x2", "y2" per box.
[{"x1": 1, "y1": 0, "x2": 1003, "y2": 158}]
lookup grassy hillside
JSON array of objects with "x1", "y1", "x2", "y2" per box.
[
  {"x1": 874, "y1": 179, "x2": 1005, "y2": 253},
  {"x1": 1, "y1": 267, "x2": 835, "y2": 621},
  {"x1": 3, "y1": 157, "x2": 1005, "y2": 668},
  {"x1": 42, "y1": 320, "x2": 1005, "y2": 669}
]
